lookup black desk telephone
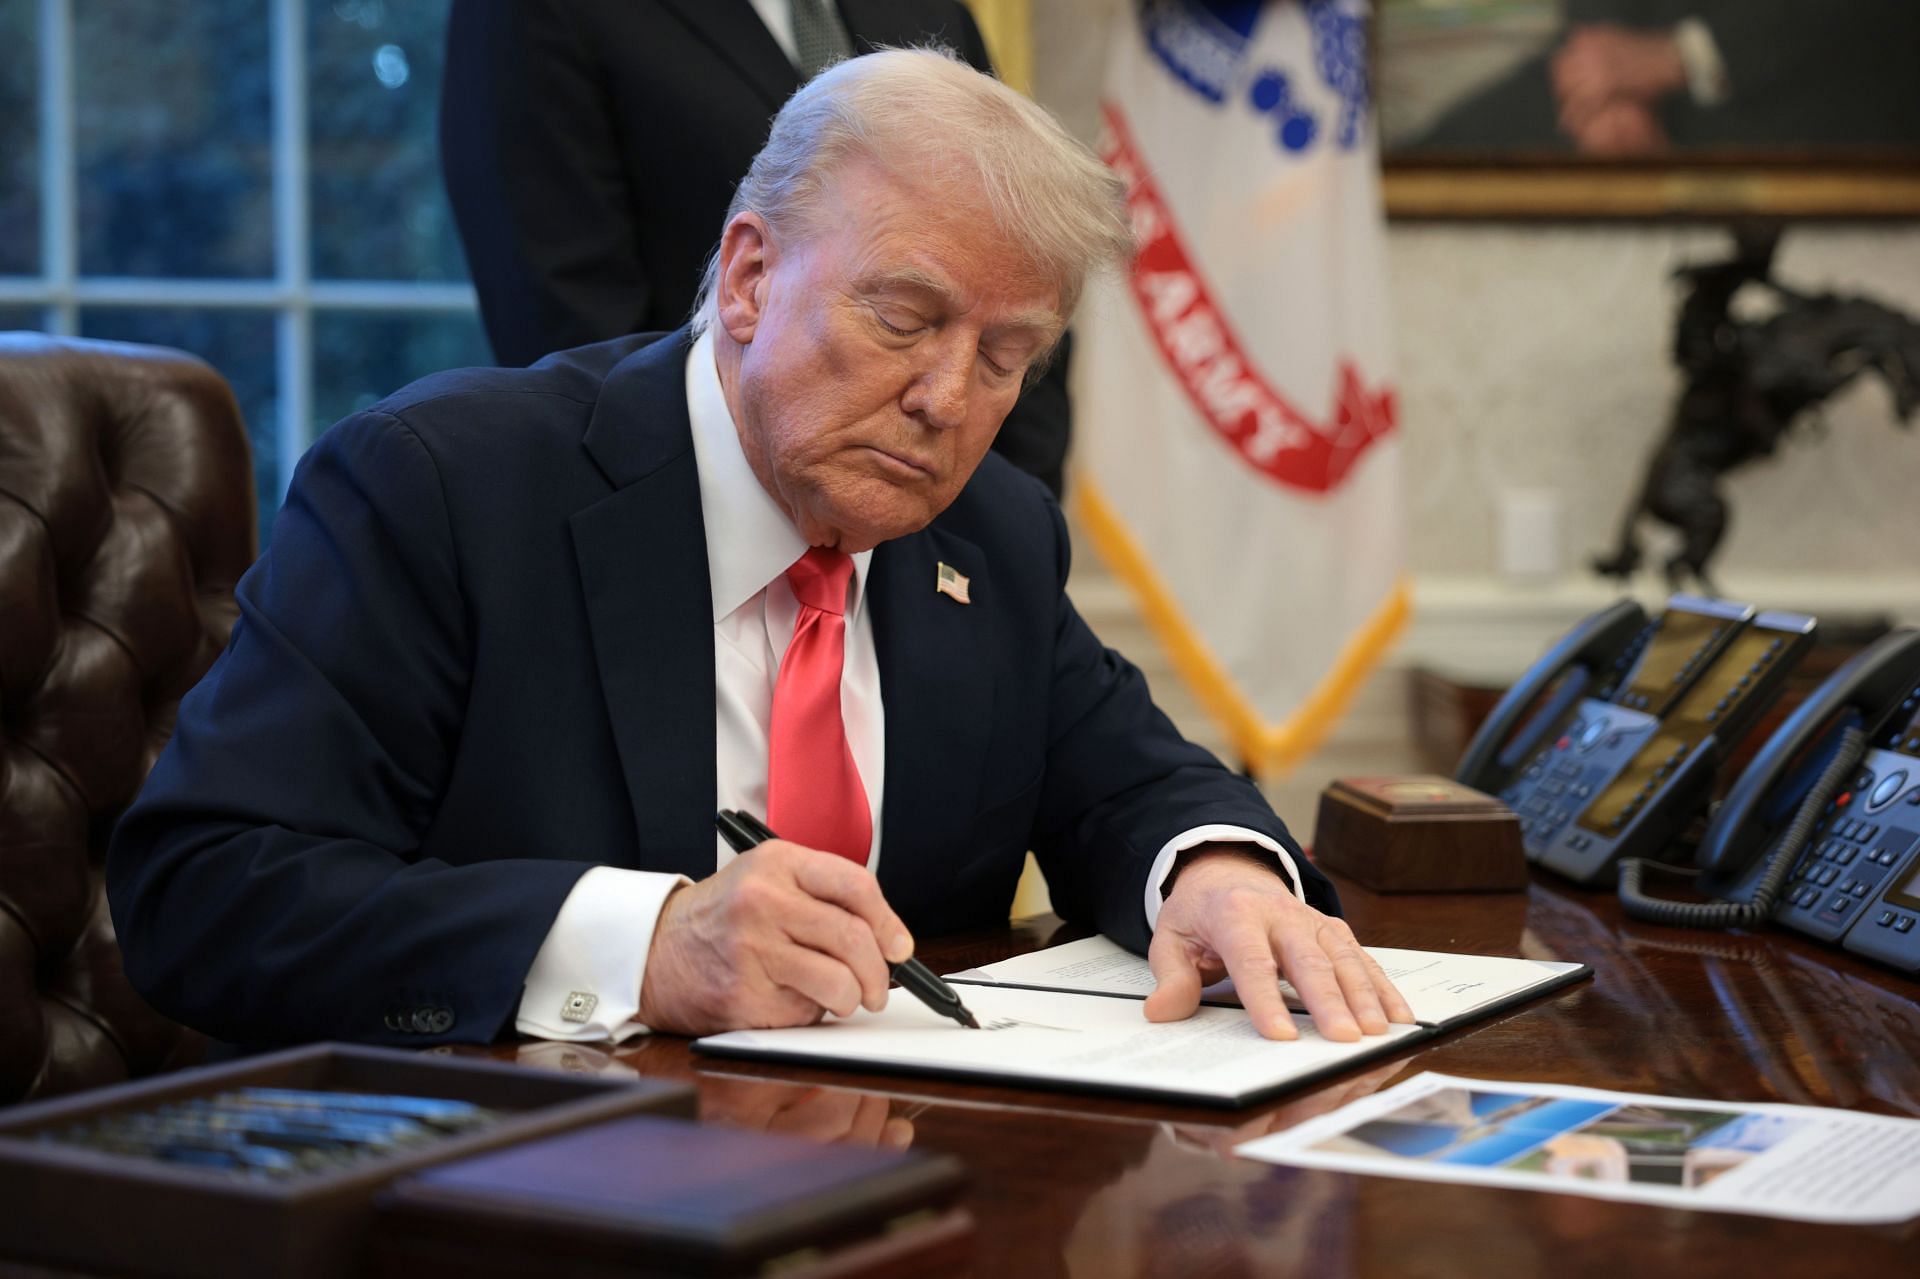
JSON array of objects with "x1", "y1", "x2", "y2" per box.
[
  {"x1": 1671, "y1": 628, "x2": 1920, "y2": 973},
  {"x1": 1460, "y1": 598, "x2": 1920, "y2": 977},
  {"x1": 1456, "y1": 594, "x2": 1817, "y2": 886}
]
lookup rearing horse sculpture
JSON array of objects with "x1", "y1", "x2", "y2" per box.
[{"x1": 1592, "y1": 227, "x2": 1920, "y2": 595}]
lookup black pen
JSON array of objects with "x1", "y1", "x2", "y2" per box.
[{"x1": 715, "y1": 809, "x2": 979, "y2": 1029}]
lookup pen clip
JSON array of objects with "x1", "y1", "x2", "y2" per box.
[
  {"x1": 734, "y1": 811, "x2": 779, "y2": 844},
  {"x1": 715, "y1": 810, "x2": 759, "y2": 853}
]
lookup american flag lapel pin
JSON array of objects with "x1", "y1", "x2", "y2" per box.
[{"x1": 935, "y1": 561, "x2": 971, "y2": 604}]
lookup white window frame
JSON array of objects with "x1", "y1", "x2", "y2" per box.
[{"x1": 0, "y1": 0, "x2": 477, "y2": 502}]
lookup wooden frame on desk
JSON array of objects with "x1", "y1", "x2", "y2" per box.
[{"x1": 0, "y1": 1044, "x2": 692, "y2": 1279}]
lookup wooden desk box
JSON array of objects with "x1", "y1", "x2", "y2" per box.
[
  {"x1": 0, "y1": 1043, "x2": 693, "y2": 1279},
  {"x1": 1312, "y1": 775, "x2": 1527, "y2": 893},
  {"x1": 370, "y1": 1113, "x2": 972, "y2": 1278}
]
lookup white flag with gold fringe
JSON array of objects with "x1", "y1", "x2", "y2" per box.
[{"x1": 1073, "y1": 0, "x2": 1407, "y2": 775}]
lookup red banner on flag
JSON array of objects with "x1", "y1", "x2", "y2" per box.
[{"x1": 1102, "y1": 102, "x2": 1395, "y2": 495}]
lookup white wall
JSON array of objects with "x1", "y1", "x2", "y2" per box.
[{"x1": 1393, "y1": 223, "x2": 1920, "y2": 582}]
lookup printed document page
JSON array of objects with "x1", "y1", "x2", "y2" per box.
[
  {"x1": 696, "y1": 985, "x2": 1425, "y2": 1107},
  {"x1": 1237, "y1": 1071, "x2": 1920, "y2": 1223},
  {"x1": 946, "y1": 935, "x2": 1585, "y2": 1027}
]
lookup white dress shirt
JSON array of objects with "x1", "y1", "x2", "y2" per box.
[{"x1": 515, "y1": 331, "x2": 1300, "y2": 1040}]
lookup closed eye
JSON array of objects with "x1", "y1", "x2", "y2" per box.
[{"x1": 870, "y1": 305, "x2": 925, "y2": 338}]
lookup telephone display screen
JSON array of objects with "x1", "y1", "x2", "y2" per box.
[
  {"x1": 1577, "y1": 728, "x2": 1687, "y2": 834},
  {"x1": 1614, "y1": 610, "x2": 1737, "y2": 718},
  {"x1": 1877, "y1": 830, "x2": 1920, "y2": 910},
  {"x1": 1578, "y1": 628, "x2": 1794, "y2": 836}
]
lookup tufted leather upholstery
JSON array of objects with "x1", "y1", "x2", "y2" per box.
[{"x1": 0, "y1": 333, "x2": 257, "y2": 1103}]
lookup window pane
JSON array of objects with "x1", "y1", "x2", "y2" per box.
[
  {"x1": 309, "y1": 0, "x2": 465, "y2": 281},
  {"x1": 78, "y1": 308, "x2": 280, "y2": 534},
  {"x1": 0, "y1": 2, "x2": 36, "y2": 274},
  {"x1": 0, "y1": 308, "x2": 49, "y2": 332},
  {"x1": 313, "y1": 309, "x2": 489, "y2": 429},
  {"x1": 75, "y1": 2, "x2": 273, "y2": 278}
]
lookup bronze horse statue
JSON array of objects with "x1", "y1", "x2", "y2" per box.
[{"x1": 1593, "y1": 227, "x2": 1920, "y2": 594}]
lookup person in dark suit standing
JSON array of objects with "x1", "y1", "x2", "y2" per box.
[
  {"x1": 440, "y1": 0, "x2": 1072, "y2": 494},
  {"x1": 111, "y1": 50, "x2": 1408, "y2": 1050}
]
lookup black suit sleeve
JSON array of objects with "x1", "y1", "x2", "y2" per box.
[
  {"x1": 1024, "y1": 498, "x2": 1337, "y2": 954},
  {"x1": 442, "y1": 0, "x2": 651, "y2": 366},
  {"x1": 107, "y1": 412, "x2": 592, "y2": 1048}
]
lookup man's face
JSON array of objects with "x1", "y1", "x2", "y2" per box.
[{"x1": 716, "y1": 159, "x2": 1063, "y2": 553}]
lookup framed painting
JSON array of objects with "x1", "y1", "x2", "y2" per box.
[{"x1": 1376, "y1": 0, "x2": 1920, "y2": 217}]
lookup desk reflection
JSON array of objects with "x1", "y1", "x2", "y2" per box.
[{"x1": 699, "y1": 1075, "x2": 916, "y2": 1150}]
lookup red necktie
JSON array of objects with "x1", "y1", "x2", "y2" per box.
[{"x1": 766, "y1": 548, "x2": 872, "y2": 864}]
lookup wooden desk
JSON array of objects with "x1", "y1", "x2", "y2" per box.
[{"x1": 469, "y1": 873, "x2": 1920, "y2": 1277}]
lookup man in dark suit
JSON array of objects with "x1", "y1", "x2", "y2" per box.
[
  {"x1": 110, "y1": 50, "x2": 1407, "y2": 1050},
  {"x1": 440, "y1": 0, "x2": 1072, "y2": 494}
]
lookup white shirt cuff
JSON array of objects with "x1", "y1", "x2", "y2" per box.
[
  {"x1": 1143, "y1": 825, "x2": 1303, "y2": 931},
  {"x1": 515, "y1": 866, "x2": 689, "y2": 1041},
  {"x1": 1673, "y1": 18, "x2": 1730, "y2": 107}
]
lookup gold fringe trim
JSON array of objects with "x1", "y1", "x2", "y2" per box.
[{"x1": 1072, "y1": 477, "x2": 1412, "y2": 778}]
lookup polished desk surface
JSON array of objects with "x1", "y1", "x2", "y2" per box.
[{"x1": 466, "y1": 871, "x2": 1920, "y2": 1278}]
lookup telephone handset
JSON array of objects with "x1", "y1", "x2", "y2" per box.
[
  {"x1": 1455, "y1": 599, "x2": 1648, "y2": 795},
  {"x1": 1457, "y1": 595, "x2": 1818, "y2": 885},
  {"x1": 1654, "y1": 628, "x2": 1920, "y2": 974}
]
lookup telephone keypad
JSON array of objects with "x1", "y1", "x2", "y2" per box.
[{"x1": 1777, "y1": 750, "x2": 1920, "y2": 944}]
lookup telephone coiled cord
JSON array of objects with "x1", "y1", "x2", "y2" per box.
[{"x1": 1617, "y1": 725, "x2": 1868, "y2": 928}]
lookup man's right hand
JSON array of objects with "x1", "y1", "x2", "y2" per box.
[{"x1": 636, "y1": 840, "x2": 914, "y2": 1035}]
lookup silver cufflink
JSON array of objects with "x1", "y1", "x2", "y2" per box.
[{"x1": 561, "y1": 991, "x2": 598, "y2": 1023}]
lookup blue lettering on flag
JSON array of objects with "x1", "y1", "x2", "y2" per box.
[
  {"x1": 1140, "y1": 1, "x2": 1371, "y2": 152},
  {"x1": 1139, "y1": 0, "x2": 1264, "y2": 106},
  {"x1": 1308, "y1": 0, "x2": 1370, "y2": 148}
]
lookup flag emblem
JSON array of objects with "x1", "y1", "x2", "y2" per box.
[{"x1": 935, "y1": 562, "x2": 971, "y2": 604}]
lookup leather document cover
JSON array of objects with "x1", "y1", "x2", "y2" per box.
[{"x1": 371, "y1": 1113, "x2": 968, "y2": 1276}]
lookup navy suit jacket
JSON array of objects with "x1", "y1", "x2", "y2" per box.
[{"x1": 107, "y1": 331, "x2": 1330, "y2": 1048}]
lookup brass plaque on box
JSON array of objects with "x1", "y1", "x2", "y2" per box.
[{"x1": 1313, "y1": 775, "x2": 1527, "y2": 893}]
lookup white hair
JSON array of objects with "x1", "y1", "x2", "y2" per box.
[{"x1": 691, "y1": 47, "x2": 1133, "y2": 340}]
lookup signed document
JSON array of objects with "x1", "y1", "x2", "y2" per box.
[
  {"x1": 695, "y1": 985, "x2": 1429, "y2": 1108},
  {"x1": 943, "y1": 935, "x2": 1589, "y2": 1031}
]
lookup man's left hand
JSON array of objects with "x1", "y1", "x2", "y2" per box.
[{"x1": 1144, "y1": 846, "x2": 1413, "y2": 1042}]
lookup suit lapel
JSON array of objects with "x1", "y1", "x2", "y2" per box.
[
  {"x1": 656, "y1": 0, "x2": 800, "y2": 112},
  {"x1": 869, "y1": 524, "x2": 995, "y2": 914},
  {"x1": 571, "y1": 333, "x2": 718, "y2": 880}
]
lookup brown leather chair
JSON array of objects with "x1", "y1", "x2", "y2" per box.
[{"x1": 0, "y1": 333, "x2": 257, "y2": 1102}]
